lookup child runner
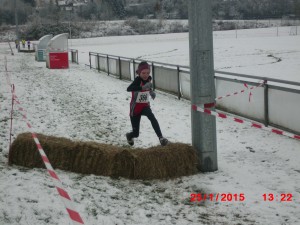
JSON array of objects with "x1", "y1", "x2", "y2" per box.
[
  {"x1": 126, "y1": 61, "x2": 168, "y2": 146},
  {"x1": 27, "y1": 40, "x2": 31, "y2": 50},
  {"x1": 21, "y1": 39, "x2": 25, "y2": 48},
  {"x1": 15, "y1": 39, "x2": 19, "y2": 49}
]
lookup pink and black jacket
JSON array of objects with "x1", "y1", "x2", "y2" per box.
[{"x1": 127, "y1": 76, "x2": 152, "y2": 116}]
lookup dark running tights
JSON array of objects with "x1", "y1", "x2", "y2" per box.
[{"x1": 128, "y1": 107, "x2": 162, "y2": 138}]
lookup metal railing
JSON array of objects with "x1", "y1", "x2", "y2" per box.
[
  {"x1": 88, "y1": 51, "x2": 300, "y2": 135},
  {"x1": 69, "y1": 49, "x2": 79, "y2": 64}
]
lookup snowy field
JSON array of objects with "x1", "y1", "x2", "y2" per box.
[
  {"x1": 70, "y1": 26, "x2": 300, "y2": 82},
  {"x1": 0, "y1": 27, "x2": 300, "y2": 225}
]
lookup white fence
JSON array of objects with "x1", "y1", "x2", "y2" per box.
[{"x1": 89, "y1": 51, "x2": 300, "y2": 135}]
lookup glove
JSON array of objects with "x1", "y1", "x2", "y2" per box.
[
  {"x1": 142, "y1": 82, "x2": 152, "y2": 91},
  {"x1": 150, "y1": 91, "x2": 156, "y2": 100}
]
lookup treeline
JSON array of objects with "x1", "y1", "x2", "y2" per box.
[
  {"x1": 0, "y1": 0, "x2": 35, "y2": 25},
  {"x1": 69, "y1": 0, "x2": 300, "y2": 21},
  {"x1": 211, "y1": 0, "x2": 300, "y2": 19},
  {"x1": 0, "y1": 0, "x2": 300, "y2": 26}
]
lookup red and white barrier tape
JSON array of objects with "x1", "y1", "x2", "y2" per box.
[
  {"x1": 9, "y1": 84, "x2": 15, "y2": 154},
  {"x1": 4, "y1": 60, "x2": 84, "y2": 224},
  {"x1": 215, "y1": 81, "x2": 265, "y2": 102},
  {"x1": 12, "y1": 93, "x2": 85, "y2": 225},
  {"x1": 200, "y1": 81, "x2": 266, "y2": 109},
  {"x1": 192, "y1": 104, "x2": 300, "y2": 141},
  {"x1": 216, "y1": 80, "x2": 265, "y2": 102}
]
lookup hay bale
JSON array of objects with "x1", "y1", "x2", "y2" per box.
[
  {"x1": 9, "y1": 133, "x2": 199, "y2": 179},
  {"x1": 112, "y1": 149, "x2": 136, "y2": 179},
  {"x1": 9, "y1": 132, "x2": 40, "y2": 168},
  {"x1": 9, "y1": 133, "x2": 120, "y2": 176},
  {"x1": 72, "y1": 141, "x2": 119, "y2": 176},
  {"x1": 130, "y1": 143, "x2": 199, "y2": 179}
]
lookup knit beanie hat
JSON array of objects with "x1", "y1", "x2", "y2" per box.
[{"x1": 136, "y1": 61, "x2": 150, "y2": 75}]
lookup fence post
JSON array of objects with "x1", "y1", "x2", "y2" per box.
[
  {"x1": 151, "y1": 62, "x2": 155, "y2": 90},
  {"x1": 97, "y1": 54, "x2": 100, "y2": 72},
  {"x1": 76, "y1": 50, "x2": 79, "y2": 64},
  {"x1": 118, "y1": 57, "x2": 122, "y2": 79},
  {"x1": 177, "y1": 65, "x2": 181, "y2": 99},
  {"x1": 89, "y1": 52, "x2": 91, "y2": 69},
  {"x1": 133, "y1": 59, "x2": 136, "y2": 80},
  {"x1": 7, "y1": 41, "x2": 14, "y2": 55},
  {"x1": 107, "y1": 55, "x2": 110, "y2": 76},
  {"x1": 264, "y1": 80, "x2": 269, "y2": 126},
  {"x1": 128, "y1": 60, "x2": 131, "y2": 80},
  {"x1": 71, "y1": 50, "x2": 74, "y2": 63}
]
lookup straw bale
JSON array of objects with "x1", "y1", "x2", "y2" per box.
[
  {"x1": 130, "y1": 143, "x2": 199, "y2": 179},
  {"x1": 72, "y1": 141, "x2": 119, "y2": 176},
  {"x1": 112, "y1": 149, "x2": 136, "y2": 178},
  {"x1": 9, "y1": 133, "x2": 120, "y2": 176},
  {"x1": 9, "y1": 133, "x2": 199, "y2": 179}
]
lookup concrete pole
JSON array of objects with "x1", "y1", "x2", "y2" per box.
[
  {"x1": 188, "y1": 0, "x2": 218, "y2": 172},
  {"x1": 69, "y1": 10, "x2": 72, "y2": 40}
]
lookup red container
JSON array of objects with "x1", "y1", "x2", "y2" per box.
[{"x1": 49, "y1": 52, "x2": 69, "y2": 69}]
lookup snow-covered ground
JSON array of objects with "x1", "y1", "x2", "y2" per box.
[
  {"x1": 70, "y1": 26, "x2": 300, "y2": 82},
  {"x1": 0, "y1": 27, "x2": 300, "y2": 225}
]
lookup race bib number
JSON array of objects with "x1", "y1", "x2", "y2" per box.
[{"x1": 136, "y1": 91, "x2": 149, "y2": 103}]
